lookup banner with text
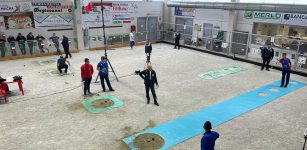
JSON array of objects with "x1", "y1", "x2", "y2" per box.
[
  {"x1": 0, "y1": 2, "x2": 32, "y2": 13},
  {"x1": 3, "y1": 12, "x2": 35, "y2": 29},
  {"x1": 32, "y1": 2, "x2": 73, "y2": 14},
  {"x1": 282, "y1": 13, "x2": 307, "y2": 26},
  {"x1": 34, "y1": 14, "x2": 73, "y2": 27}
]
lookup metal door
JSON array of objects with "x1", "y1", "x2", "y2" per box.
[
  {"x1": 203, "y1": 23, "x2": 213, "y2": 38},
  {"x1": 137, "y1": 17, "x2": 147, "y2": 42},
  {"x1": 148, "y1": 17, "x2": 158, "y2": 41}
]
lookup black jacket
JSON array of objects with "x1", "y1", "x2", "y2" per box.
[
  {"x1": 16, "y1": 35, "x2": 26, "y2": 43},
  {"x1": 145, "y1": 43, "x2": 152, "y2": 53},
  {"x1": 261, "y1": 47, "x2": 274, "y2": 60},
  {"x1": 139, "y1": 69, "x2": 158, "y2": 87},
  {"x1": 27, "y1": 34, "x2": 34, "y2": 40},
  {"x1": 7, "y1": 36, "x2": 15, "y2": 43},
  {"x1": 175, "y1": 33, "x2": 181, "y2": 41},
  {"x1": 62, "y1": 37, "x2": 69, "y2": 47}
]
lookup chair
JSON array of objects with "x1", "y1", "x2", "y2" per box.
[{"x1": 0, "y1": 82, "x2": 8, "y2": 103}]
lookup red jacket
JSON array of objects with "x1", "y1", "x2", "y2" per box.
[{"x1": 81, "y1": 64, "x2": 94, "y2": 78}]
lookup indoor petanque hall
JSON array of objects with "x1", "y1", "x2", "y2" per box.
[{"x1": 0, "y1": 0, "x2": 307, "y2": 150}]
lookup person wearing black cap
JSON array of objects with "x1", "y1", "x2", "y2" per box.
[{"x1": 201, "y1": 121, "x2": 219, "y2": 150}]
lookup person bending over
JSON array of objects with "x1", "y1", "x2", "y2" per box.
[{"x1": 57, "y1": 56, "x2": 70, "y2": 75}]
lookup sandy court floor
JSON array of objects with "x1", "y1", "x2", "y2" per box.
[{"x1": 0, "y1": 43, "x2": 306, "y2": 150}]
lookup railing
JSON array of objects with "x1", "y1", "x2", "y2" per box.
[
  {"x1": 160, "y1": 22, "x2": 307, "y2": 74},
  {"x1": 0, "y1": 24, "x2": 306, "y2": 74},
  {"x1": 0, "y1": 38, "x2": 79, "y2": 58},
  {"x1": 86, "y1": 31, "x2": 160, "y2": 50}
]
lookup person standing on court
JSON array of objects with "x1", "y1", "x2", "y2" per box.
[
  {"x1": 16, "y1": 33, "x2": 26, "y2": 55},
  {"x1": 50, "y1": 33, "x2": 61, "y2": 55},
  {"x1": 81, "y1": 58, "x2": 94, "y2": 95},
  {"x1": 279, "y1": 53, "x2": 292, "y2": 88},
  {"x1": 26, "y1": 32, "x2": 35, "y2": 55},
  {"x1": 62, "y1": 35, "x2": 71, "y2": 58},
  {"x1": 57, "y1": 56, "x2": 70, "y2": 76},
  {"x1": 145, "y1": 40, "x2": 152, "y2": 63},
  {"x1": 174, "y1": 31, "x2": 181, "y2": 50},
  {"x1": 97, "y1": 56, "x2": 114, "y2": 92},
  {"x1": 260, "y1": 44, "x2": 274, "y2": 71},
  {"x1": 35, "y1": 34, "x2": 45, "y2": 53},
  {"x1": 129, "y1": 31, "x2": 135, "y2": 49},
  {"x1": 201, "y1": 121, "x2": 219, "y2": 150},
  {"x1": 139, "y1": 64, "x2": 159, "y2": 106}
]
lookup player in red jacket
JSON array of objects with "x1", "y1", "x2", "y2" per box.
[{"x1": 81, "y1": 58, "x2": 94, "y2": 95}]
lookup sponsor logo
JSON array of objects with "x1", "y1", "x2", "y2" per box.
[
  {"x1": 244, "y1": 11, "x2": 281, "y2": 19},
  {"x1": 284, "y1": 13, "x2": 307, "y2": 20}
]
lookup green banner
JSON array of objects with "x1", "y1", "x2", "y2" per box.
[{"x1": 199, "y1": 66, "x2": 247, "y2": 80}]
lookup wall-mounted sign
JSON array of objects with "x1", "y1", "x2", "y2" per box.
[
  {"x1": 3, "y1": 13, "x2": 35, "y2": 29},
  {"x1": 175, "y1": 7, "x2": 195, "y2": 17},
  {"x1": 194, "y1": 24, "x2": 201, "y2": 32},
  {"x1": 34, "y1": 14, "x2": 73, "y2": 27},
  {"x1": 244, "y1": 11, "x2": 281, "y2": 19},
  {"x1": 0, "y1": 2, "x2": 32, "y2": 13},
  {"x1": 282, "y1": 13, "x2": 307, "y2": 26},
  {"x1": 32, "y1": 2, "x2": 73, "y2": 14}
]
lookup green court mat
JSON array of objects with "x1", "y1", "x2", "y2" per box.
[
  {"x1": 82, "y1": 95, "x2": 123, "y2": 113},
  {"x1": 47, "y1": 69, "x2": 74, "y2": 76},
  {"x1": 199, "y1": 66, "x2": 247, "y2": 80}
]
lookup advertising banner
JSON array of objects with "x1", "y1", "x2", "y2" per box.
[
  {"x1": 112, "y1": 2, "x2": 138, "y2": 13},
  {"x1": 282, "y1": 13, "x2": 307, "y2": 26},
  {"x1": 34, "y1": 14, "x2": 73, "y2": 27},
  {"x1": 175, "y1": 7, "x2": 195, "y2": 17},
  {"x1": 4, "y1": 13, "x2": 35, "y2": 29},
  {"x1": 32, "y1": 2, "x2": 73, "y2": 14},
  {"x1": 244, "y1": 11, "x2": 281, "y2": 20},
  {"x1": 0, "y1": 2, "x2": 32, "y2": 13}
]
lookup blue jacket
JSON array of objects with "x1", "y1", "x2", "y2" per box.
[
  {"x1": 201, "y1": 131, "x2": 219, "y2": 150},
  {"x1": 97, "y1": 61, "x2": 109, "y2": 77}
]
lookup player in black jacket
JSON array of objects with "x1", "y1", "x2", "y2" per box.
[
  {"x1": 139, "y1": 64, "x2": 159, "y2": 106},
  {"x1": 260, "y1": 44, "x2": 274, "y2": 71}
]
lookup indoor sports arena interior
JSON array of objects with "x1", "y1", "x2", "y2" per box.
[{"x1": 0, "y1": 0, "x2": 307, "y2": 150}]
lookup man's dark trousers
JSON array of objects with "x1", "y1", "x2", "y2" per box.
[
  {"x1": 145, "y1": 85, "x2": 157, "y2": 103},
  {"x1": 58, "y1": 65, "x2": 68, "y2": 73},
  {"x1": 281, "y1": 70, "x2": 290, "y2": 86},
  {"x1": 100, "y1": 75, "x2": 112, "y2": 91},
  {"x1": 261, "y1": 58, "x2": 271, "y2": 70},
  {"x1": 174, "y1": 40, "x2": 180, "y2": 49},
  {"x1": 83, "y1": 77, "x2": 92, "y2": 95}
]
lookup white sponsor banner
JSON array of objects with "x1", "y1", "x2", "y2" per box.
[
  {"x1": 83, "y1": 13, "x2": 115, "y2": 27},
  {"x1": 34, "y1": 14, "x2": 73, "y2": 27},
  {"x1": 282, "y1": 13, "x2": 307, "y2": 26},
  {"x1": 0, "y1": 2, "x2": 32, "y2": 13}
]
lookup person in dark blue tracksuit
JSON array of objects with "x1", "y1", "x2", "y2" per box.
[
  {"x1": 260, "y1": 44, "x2": 274, "y2": 71},
  {"x1": 97, "y1": 56, "x2": 114, "y2": 92},
  {"x1": 201, "y1": 121, "x2": 219, "y2": 150},
  {"x1": 145, "y1": 40, "x2": 152, "y2": 63},
  {"x1": 139, "y1": 64, "x2": 159, "y2": 106},
  {"x1": 62, "y1": 35, "x2": 71, "y2": 58},
  {"x1": 279, "y1": 53, "x2": 292, "y2": 88}
]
